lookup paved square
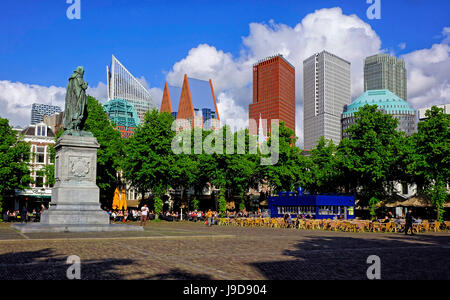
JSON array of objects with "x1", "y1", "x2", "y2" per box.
[{"x1": 0, "y1": 222, "x2": 449, "y2": 280}]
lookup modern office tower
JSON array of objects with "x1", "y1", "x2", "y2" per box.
[
  {"x1": 303, "y1": 50, "x2": 351, "y2": 150},
  {"x1": 107, "y1": 55, "x2": 156, "y2": 123},
  {"x1": 160, "y1": 75, "x2": 220, "y2": 130},
  {"x1": 342, "y1": 89, "x2": 416, "y2": 137},
  {"x1": 249, "y1": 54, "x2": 295, "y2": 136},
  {"x1": 30, "y1": 103, "x2": 62, "y2": 125},
  {"x1": 103, "y1": 98, "x2": 140, "y2": 138},
  {"x1": 417, "y1": 103, "x2": 450, "y2": 121},
  {"x1": 364, "y1": 54, "x2": 407, "y2": 101}
]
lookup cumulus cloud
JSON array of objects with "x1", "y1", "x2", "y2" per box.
[
  {"x1": 3, "y1": 7, "x2": 448, "y2": 143},
  {"x1": 0, "y1": 80, "x2": 112, "y2": 127},
  {"x1": 165, "y1": 7, "x2": 382, "y2": 147},
  {"x1": 149, "y1": 87, "x2": 163, "y2": 107},
  {"x1": 0, "y1": 80, "x2": 66, "y2": 127},
  {"x1": 402, "y1": 28, "x2": 450, "y2": 108},
  {"x1": 87, "y1": 81, "x2": 108, "y2": 103}
]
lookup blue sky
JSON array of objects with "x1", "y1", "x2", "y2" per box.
[
  {"x1": 1, "y1": 0, "x2": 449, "y2": 87},
  {"x1": 1, "y1": 0, "x2": 449, "y2": 141}
]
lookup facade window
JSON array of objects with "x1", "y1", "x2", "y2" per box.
[
  {"x1": 402, "y1": 182, "x2": 408, "y2": 195},
  {"x1": 36, "y1": 125, "x2": 47, "y2": 137},
  {"x1": 35, "y1": 176, "x2": 44, "y2": 188},
  {"x1": 36, "y1": 146, "x2": 45, "y2": 163}
]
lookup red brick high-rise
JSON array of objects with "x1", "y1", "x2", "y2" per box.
[{"x1": 249, "y1": 54, "x2": 295, "y2": 136}]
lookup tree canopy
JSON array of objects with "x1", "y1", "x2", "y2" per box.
[{"x1": 0, "y1": 118, "x2": 32, "y2": 215}]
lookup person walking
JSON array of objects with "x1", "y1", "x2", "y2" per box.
[
  {"x1": 21, "y1": 206, "x2": 27, "y2": 223},
  {"x1": 206, "y1": 209, "x2": 213, "y2": 227},
  {"x1": 140, "y1": 204, "x2": 149, "y2": 226},
  {"x1": 405, "y1": 209, "x2": 414, "y2": 235}
]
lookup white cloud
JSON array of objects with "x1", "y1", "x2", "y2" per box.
[
  {"x1": 149, "y1": 87, "x2": 163, "y2": 107},
  {"x1": 0, "y1": 80, "x2": 66, "y2": 127},
  {"x1": 0, "y1": 80, "x2": 109, "y2": 127},
  {"x1": 87, "y1": 81, "x2": 108, "y2": 103},
  {"x1": 216, "y1": 92, "x2": 248, "y2": 130},
  {"x1": 165, "y1": 7, "x2": 382, "y2": 147},
  {"x1": 3, "y1": 7, "x2": 448, "y2": 143},
  {"x1": 402, "y1": 29, "x2": 450, "y2": 109}
]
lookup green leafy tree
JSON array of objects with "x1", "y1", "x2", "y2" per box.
[
  {"x1": 261, "y1": 122, "x2": 308, "y2": 194},
  {"x1": 192, "y1": 197, "x2": 199, "y2": 211},
  {"x1": 198, "y1": 126, "x2": 259, "y2": 209},
  {"x1": 338, "y1": 104, "x2": 403, "y2": 218},
  {"x1": 84, "y1": 96, "x2": 124, "y2": 207},
  {"x1": 0, "y1": 118, "x2": 32, "y2": 217},
  {"x1": 122, "y1": 110, "x2": 176, "y2": 203},
  {"x1": 407, "y1": 106, "x2": 450, "y2": 221},
  {"x1": 38, "y1": 143, "x2": 56, "y2": 187},
  {"x1": 154, "y1": 196, "x2": 163, "y2": 215},
  {"x1": 307, "y1": 136, "x2": 343, "y2": 194},
  {"x1": 218, "y1": 188, "x2": 227, "y2": 216}
]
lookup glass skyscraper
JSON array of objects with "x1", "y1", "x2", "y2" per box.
[
  {"x1": 107, "y1": 55, "x2": 156, "y2": 123},
  {"x1": 31, "y1": 103, "x2": 62, "y2": 125},
  {"x1": 303, "y1": 51, "x2": 351, "y2": 150},
  {"x1": 364, "y1": 54, "x2": 407, "y2": 101}
]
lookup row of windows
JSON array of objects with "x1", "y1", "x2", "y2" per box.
[
  {"x1": 277, "y1": 206, "x2": 316, "y2": 215},
  {"x1": 277, "y1": 206, "x2": 354, "y2": 216}
]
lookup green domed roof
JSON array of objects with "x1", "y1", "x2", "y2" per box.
[
  {"x1": 103, "y1": 98, "x2": 140, "y2": 128},
  {"x1": 342, "y1": 90, "x2": 415, "y2": 118}
]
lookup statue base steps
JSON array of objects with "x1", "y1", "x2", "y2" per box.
[{"x1": 11, "y1": 223, "x2": 143, "y2": 233}]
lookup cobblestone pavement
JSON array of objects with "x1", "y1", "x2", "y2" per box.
[{"x1": 0, "y1": 222, "x2": 449, "y2": 280}]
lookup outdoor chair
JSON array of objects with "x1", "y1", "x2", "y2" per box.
[
  {"x1": 354, "y1": 222, "x2": 366, "y2": 233},
  {"x1": 304, "y1": 220, "x2": 313, "y2": 230},
  {"x1": 371, "y1": 222, "x2": 382, "y2": 232},
  {"x1": 419, "y1": 221, "x2": 430, "y2": 233},
  {"x1": 329, "y1": 221, "x2": 339, "y2": 231},
  {"x1": 297, "y1": 219, "x2": 306, "y2": 230},
  {"x1": 431, "y1": 221, "x2": 440, "y2": 232},
  {"x1": 444, "y1": 221, "x2": 450, "y2": 231},
  {"x1": 312, "y1": 220, "x2": 321, "y2": 230},
  {"x1": 383, "y1": 222, "x2": 394, "y2": 233}
]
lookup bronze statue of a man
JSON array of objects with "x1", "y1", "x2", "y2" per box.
[{"x1": 63, "y1": 66, "x2": 89, "y2": 135}]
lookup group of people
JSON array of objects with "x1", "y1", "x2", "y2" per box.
[
  {"x1": 379, "y1": 209, "x2": 418, "y2": 235},
  {"x1": 107, "y1": 207, "x2": 156, "y2": 224},
  {"x1": 3, "y1": 204, "x2": 47, "y2": 223}
]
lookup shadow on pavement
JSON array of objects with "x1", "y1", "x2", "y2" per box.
[
  {"x1": 143, "y1": 268, "x2": 213, "y2": 280},
  {"x1": 0, "y1": 248, "x2": 212, "y2": 280},
  {"x1": 250, "y1": 234, "x2": 450, "y2": 280}
]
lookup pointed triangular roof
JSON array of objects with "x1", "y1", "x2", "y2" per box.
[
  {"x1": 176, "y1": 74, "x2": 195, "y2": 119},
  {"x1": 160, "y1": 82, "x2": 173, "y2": 113}
]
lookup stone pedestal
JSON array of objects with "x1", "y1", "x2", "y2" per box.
[{"x1": 13, "y1": 135, "x2": 142, "y2": 233}]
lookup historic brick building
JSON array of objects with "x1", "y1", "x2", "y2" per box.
[{"x1": 13, "y1": 123, "x2": 55, "y2": 211}]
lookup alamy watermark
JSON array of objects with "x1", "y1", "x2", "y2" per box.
[
  {"x1": 366, "y1": 0, "x2": 381, "y2": 20},
  {"x1": 366, "y1": 255, "x2": 381, "y2": 279},
  {"x1": 171, "y1": 118, "x2": 280, "y2": 166},
  {"x1": 66, "y1": 255, "x2": 81, "y2": 279},
  {"x1": 66, "y1": 0, "x2": 81, "y2": 20}
]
